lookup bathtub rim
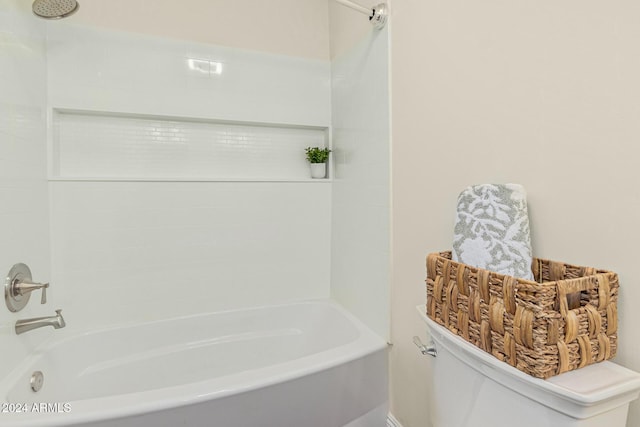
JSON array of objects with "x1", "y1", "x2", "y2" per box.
[{"x1": 1, "y1": 298, "x2": 388, "y2": 427}]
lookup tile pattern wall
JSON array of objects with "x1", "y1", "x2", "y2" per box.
[{"x1": 53, "y1": 111, "x2": 327, "y2": 180}]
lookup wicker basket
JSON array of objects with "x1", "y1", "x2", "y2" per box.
[{"x1": 426, "y1": 251, "x2": 619, "y2": 379}]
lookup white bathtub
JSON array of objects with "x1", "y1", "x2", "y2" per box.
[{"x1": 0, "y1": 300, "x2": 388, "y2": 427}]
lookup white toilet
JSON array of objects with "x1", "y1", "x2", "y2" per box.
[{"x1": 417, "y1": 306, "x2": 640, "y2": 427}]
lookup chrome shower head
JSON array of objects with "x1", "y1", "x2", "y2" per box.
[{"x1": 32, "y1": 0, "x2": 79, "y2": 20}]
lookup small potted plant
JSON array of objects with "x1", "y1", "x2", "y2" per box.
[{"x1": 305, "y1": 147, "x2": 331, "y2": 179}]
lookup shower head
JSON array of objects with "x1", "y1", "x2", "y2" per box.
[{"x1": 32, "y1": 0, "x2": 79, "y2": 20}]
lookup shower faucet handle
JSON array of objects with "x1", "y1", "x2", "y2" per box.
[
  {"x1": 4, "y1": 263, "x2": 50, "y2": 312},
  {"x1": 13, "y1": 280, "x2": 49, "y2": 304}
]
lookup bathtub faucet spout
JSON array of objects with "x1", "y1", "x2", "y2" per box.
[{"x1": 15, "y1": 309, "x2": 66, "y2": 335}]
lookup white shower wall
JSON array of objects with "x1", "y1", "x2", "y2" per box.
[
  {"x1": 0, "y1": 0, "x2": 51, "y2": 379},
  {"x1": 45, "y1": 25, "x2": 331, "y2": 126},
  {"x1": 50, "y1": 182, "x2": 331, "y2": 324},
  {"x1": 329, "y1": 2, "x2": 391, "y2": 340},
  {"x1": 46, "y1": 24, "x2": 333, "y2": 327}
]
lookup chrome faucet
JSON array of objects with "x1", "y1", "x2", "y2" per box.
[{"x1": 15, "y1": 309, "x2": 66, "y2": 335}]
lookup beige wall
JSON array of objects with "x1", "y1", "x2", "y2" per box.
[
  {"x1": 390, "y1": 0, "x2": 640, "y2": 426},
  {"x1": 71, "y1": 0, "x2": 330, "y2": 60},
  {"x1": 328, "y1": 0, "x2": 375, "y2": 59}
]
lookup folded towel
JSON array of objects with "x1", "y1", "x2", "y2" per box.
[{"x1": 452, "y1": 183, "x2": 534, "y2": 280}]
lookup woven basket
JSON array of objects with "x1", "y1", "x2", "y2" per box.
[{"x1": 426, "y1": 251, "x2": 619, "y2": 379}]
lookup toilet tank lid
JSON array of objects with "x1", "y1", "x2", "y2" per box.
[
  {"x1": 546, "y1": 360, "x2": 640, "y2": 399},
  {"x1": 417, "y1": 305, "x2": 640, "y2": 418}
]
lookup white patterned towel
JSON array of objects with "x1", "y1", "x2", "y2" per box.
[{"x1": 452, "y1": 183, "x2": 534, "y2": 280}]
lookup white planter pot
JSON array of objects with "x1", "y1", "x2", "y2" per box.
[{"x1": 310, "y1": 163, "x2": 327, "y2": 179}]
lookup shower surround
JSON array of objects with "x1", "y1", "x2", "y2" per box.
[{"x1": 46, "y1": 24, "x2": 333, "y2": 328}]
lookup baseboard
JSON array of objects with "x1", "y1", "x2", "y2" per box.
[{"x1": 386, "y1": 413, "x2": 403, "y2": 427}]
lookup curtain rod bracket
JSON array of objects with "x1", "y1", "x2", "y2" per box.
[
  {"x1": 333, "y1": 0, "x2": 388, "y2": 30},
  {"x1": 369, "y1": 3, "x2": 388, "y2": 30}
]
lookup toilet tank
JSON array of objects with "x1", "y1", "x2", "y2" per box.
[{"x1": 417, "y1": 306, "x2": 640, "y2": 427}]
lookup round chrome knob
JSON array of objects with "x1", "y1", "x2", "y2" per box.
[{"x1": 30, "y1": 371, "x2": 44, "y2": 392}]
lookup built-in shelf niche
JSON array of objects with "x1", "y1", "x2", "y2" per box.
[{"x1": 50, "y1": 109, "x2": 331, "y2": 182}]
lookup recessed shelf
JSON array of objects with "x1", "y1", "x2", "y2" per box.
[
  {"x1": 49, "y1": 177, "x2": 333, "y2": 183},
  {"x1": 50, "y1": 108, "x2": 331, "y2": 182}
]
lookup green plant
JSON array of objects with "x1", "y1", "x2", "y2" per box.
[{"x1": 305, "y1": 147, "x2": 331, "y2": 164}]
